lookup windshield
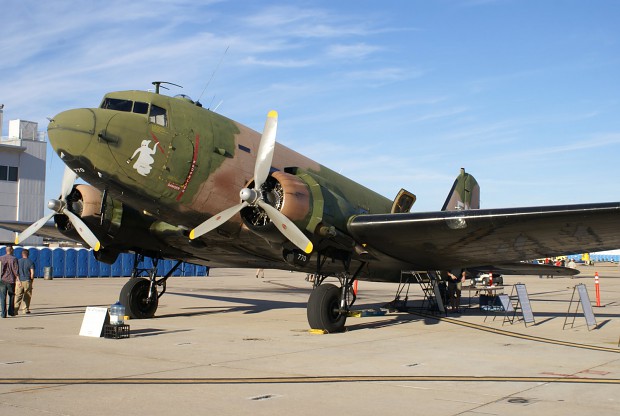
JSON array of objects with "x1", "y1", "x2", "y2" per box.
[{"x1": 101, "y1": 98, "x2": 149, "y2": 114}]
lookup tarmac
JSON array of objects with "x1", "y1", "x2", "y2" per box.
[{"x1": 1, "y1": 264, "x2": 620, "y2": 416}]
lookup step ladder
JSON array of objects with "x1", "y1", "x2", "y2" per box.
[{"x1": 386, "y1": 270, "x2": 445, "y2": 314}]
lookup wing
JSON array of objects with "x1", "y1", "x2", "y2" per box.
[
  {"x1": 0, "y1": 220, "x2": 72, "y2": 243},
  {"x1": 348, "y1": 202, "x2": 620, "y2": 270}
]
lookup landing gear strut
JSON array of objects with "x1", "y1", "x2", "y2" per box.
[
  {"x1": 306, "y1": 253, "x2": 364, "y2": 333},
  {"x1": 119, "y1": 253, "x2": 182, "y2": 319}
]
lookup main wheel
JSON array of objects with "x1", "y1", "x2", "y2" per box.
[
  {"x1": 307, "y1": 283, "x2": 347, "y2": 333},
  {"x1": 120, "y1": 278, "x2": 158, "y2": 319}
]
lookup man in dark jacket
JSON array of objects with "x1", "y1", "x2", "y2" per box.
[{"x1": 0, "y1": 246, "x2": 19, "y2": 318}]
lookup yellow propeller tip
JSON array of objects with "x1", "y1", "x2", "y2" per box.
[
  {"x1": 14, "y1": 237, "x2": 19, "y2": 245},
  {"x1": 304, "y1": 242, "x2": 313, "y2": 254},
  {"x1": 267, "y1": 110, "x2": 278, "y2": 118},
  {"x1": 189, "y1": 230, "x2": 196, "y2": 240},
  {"x1": 94, "y1": 242, "x2": 101, "y2": 252}
]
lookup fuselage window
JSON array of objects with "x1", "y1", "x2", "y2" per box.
[{"x1": 149, "y1": 105, "x2": 167, "y2": 127}]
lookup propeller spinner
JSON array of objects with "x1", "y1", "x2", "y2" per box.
[
  {"x1": 15, "y1": 166, "x2": 101, "y2": 251},
  {"x1": 189, "y1": 110, "x2": 313, "y2": 254}
]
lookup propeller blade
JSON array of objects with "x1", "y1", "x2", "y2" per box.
[
  {"x1": 257, "y1": 200, "x2": 313, "y2": 254},
  {"x1": 63, "y1": 209, "x2": 101, "y2": 251},
  {"x1": 60, "y1": 166, "x2": 78, "y2": 200},
  {"x1": 14, "y1": 212, "x2": 56, "y2": 245},
  {"x1": 189, "y1": 202, "x2": 248, "y2": 240},
  {"x1": 254, "y1": 110, "x2": 277, "y2": 190}
]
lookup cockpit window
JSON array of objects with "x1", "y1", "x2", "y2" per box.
[
  {"x1": 101, "y1": 98, "x2": 150, "y2": 115},
  {"x1": 149, "y1": 105, "x2": 167, "y2": 127},
  {"x1": 101, "y1": 98, "x2": 133, "y2": 112},
  {"x1": 133, "y1": 101, "x2": 149, "y2": 114}
]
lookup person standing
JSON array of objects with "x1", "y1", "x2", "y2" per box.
[
  {"x1": 446, "y1": 269, "x2": 466, "y2": 312},
  {"x1": 0, "y1": 246, "x2": 19, "y2": 318},
  {"x1": 15, "y1": 248, "x2": 35, "y2": 314}
]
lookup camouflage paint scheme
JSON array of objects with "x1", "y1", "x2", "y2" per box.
[
  {"x1": 29, "y1": 88, "x2": 620, "y2": 282},
  {"x1": 46, "y1": 90, "x2": 402, "y2": 279}
]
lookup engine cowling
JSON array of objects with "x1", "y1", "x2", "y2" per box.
[
  {"x1": 238, "y1": 170, "x2": 365, "y2": 258},
  {"x1": 240, "y1": 171, "x2": 312, "y2": 245},
  {"x1": 54, "y1": 185, "x2": 122, "y2": 240},
  {"x1": 53, "y1": 185, "x2": 159, "y2": 263}
]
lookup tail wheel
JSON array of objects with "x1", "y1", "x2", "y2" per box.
[
  {"x1": 120, "y1": 278, "x2": 158, "y2": 319},
  {"x1": 307, "y1": 283, "x2": 347, "y2": 333}
]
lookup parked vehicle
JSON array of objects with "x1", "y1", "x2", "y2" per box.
[{"x1": 471, "y1": 272, "x2": 503, "y2": 286}]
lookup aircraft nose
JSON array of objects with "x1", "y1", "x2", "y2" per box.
[{"x1": 47, "y1": 108, "x2": 97, "y2": 158}]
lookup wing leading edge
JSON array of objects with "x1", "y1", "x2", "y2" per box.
[{"x1": 347, "y1": 202, "x2": 620, "y2": 270}]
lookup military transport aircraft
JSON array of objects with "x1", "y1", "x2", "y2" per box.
[{"x1": 3, "y1": 81, "x2": 620, "y2": 332}]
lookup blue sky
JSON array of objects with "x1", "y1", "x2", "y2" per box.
[{"x1": 1, "y1": 0, "x2": 619, "y2": 211}]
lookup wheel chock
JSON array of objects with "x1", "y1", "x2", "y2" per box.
[{"x1": 308, "y1": 329, "x2": 328, "y2": 334}]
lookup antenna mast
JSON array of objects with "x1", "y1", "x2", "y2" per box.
[
  {"x1": 197, "y1": 46, "x2": 229, "y2": 102},
  {"x1": 152, "y1": 81, "x2": 183, "y2": 94}
]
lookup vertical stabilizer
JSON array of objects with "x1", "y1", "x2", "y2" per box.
[{"x1": 441, "y1": 168, "x2": 480, "y2": 211}]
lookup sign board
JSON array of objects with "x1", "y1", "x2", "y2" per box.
[
  {"x1": 514, "y1": 284, "x2": 535, "y2": 324},
  {"x1": 497, "y1": 294, "x2": 514, "y2": 312},
  {"x1": 79, "y1": 307, "x2": 109, "y2": 337},
  {"x1": 576, "y1": 284, "x2": 597, "y2": 328}
]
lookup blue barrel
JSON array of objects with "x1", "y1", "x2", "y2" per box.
[
  {"x1": 65, "y1": 248, "x2": 78, "y2": 277},
  {"x1": 77, "y1": 249, "x2": 89, "y2": 277},
  {"x1": 195, "y1": 265, "x2": 208, "y2": 276},
  {"x1": 52, "y1": 249, "x2": 66, "y2": 278},
  {"x1": 87, "y1": 250, "x2": 100, "y2": 277}
]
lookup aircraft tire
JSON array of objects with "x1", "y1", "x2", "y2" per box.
[
  {"x1": 307, "y1": 283, "x2": 346, "y2": 333},
  {"x1": 120, "y1": 278, "x2": 158, "y2": 319}
]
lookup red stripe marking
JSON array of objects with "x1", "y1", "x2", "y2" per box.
[
  {"x1": 176, "y1": 133, "x2": 200, "y2": 201},
  {"x1": 150, "y1": 132, "x2": 166, "y2": 154}
]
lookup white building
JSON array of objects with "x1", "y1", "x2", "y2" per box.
[{"x1": 0, "y1": 106, "x2": 46, "y2": 244}]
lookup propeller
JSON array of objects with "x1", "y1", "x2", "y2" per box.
[
  {"x1": 189, "y1": 110, "x2": 313, "y2": 254},
  {"x1": 15, "y1": 166, "x2": 101, "y2": 251}
]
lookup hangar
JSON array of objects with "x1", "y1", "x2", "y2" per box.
[{"x1": 0, "y1": 104, "x2": 46, "y2": 245}]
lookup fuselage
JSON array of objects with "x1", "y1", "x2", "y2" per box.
[{"x1": 47, "y1": 90, "x2": 403, "y2": 276}]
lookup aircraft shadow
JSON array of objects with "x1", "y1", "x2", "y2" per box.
[
  {"x1": 130, "y1": 328, "x2": 192, "y2": 337},
  {"x1": 161, "y1": 291, "x2": 307, "y2": 317}
]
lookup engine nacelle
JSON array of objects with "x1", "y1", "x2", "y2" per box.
[
  {"x1": 239, "y1": 169, "x2": 366, "y2": 256},
  {"x1": 54, "y1": 185, "x2": 159, "y2": 263},
  {"x1": 54, "y1": 185, "x2": 122, "y2": 241}
]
